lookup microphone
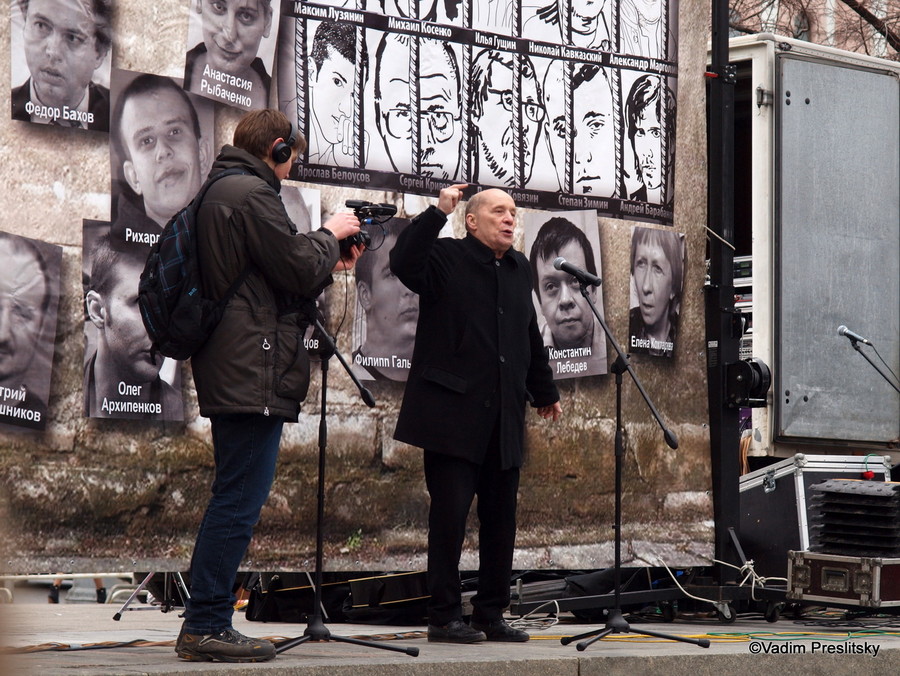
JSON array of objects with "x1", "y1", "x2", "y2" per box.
[
  {"x1": 838, "y1": 325, "x2": 872, "y2": 346},
  {"x1": 553, "y1": 257, "x2": 601, "y2": 287}
]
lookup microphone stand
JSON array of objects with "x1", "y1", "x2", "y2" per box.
[
  {"x1": 844, "y1": 338, "x2": 900, "y2": 394},
  {"x1": 559, "y1": 280, "x2": 710, "y2": 651},
  {"x1": 275, "y1": 319, "x2": 418, "y2": 657}
]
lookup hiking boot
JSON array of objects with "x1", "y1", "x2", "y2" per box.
[{"x1": 175, "y1": 626, "x2": 276, "y2": 662}]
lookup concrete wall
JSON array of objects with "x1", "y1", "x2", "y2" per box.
[{"x1": 0, "y1": 0, "x2": 714, "y2": 574}]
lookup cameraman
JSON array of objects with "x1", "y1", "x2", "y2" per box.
[{"x1": 176, "y1": 109, "x2": 361, "y2": 664}]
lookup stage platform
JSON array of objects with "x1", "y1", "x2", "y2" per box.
[{"x1": 3, "y1": 600, "x2": 900, "y2": 675}]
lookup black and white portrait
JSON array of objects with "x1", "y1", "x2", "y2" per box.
[
  {"x1": 619, "y1": 0, "x2": 674, "y2": 60},
  {"x1": 351, "y1": 217, "x2": 418, "y2": 382},
  {"x1": 622, "y1": 72, "x2": 676, "y2": 206},
  {"x1": 374, "y1": 0, "x2": 464, "y2": 24},
  {"x1": 525, "y1": 211, "x2": 607, "y2": 379},
  {"x1": 305, "y1": 20, "x2": 369, "y2": 168},
  {"x1": 82, "y1": 221, "x2": 183, "y2": 420},
  {"x1": 370, "y1": 33, "x2": 463, "y2": 180},
  {"x1": 521, "y1": 0, "x2": 614, "y2": 51},
  {"x1": 541, "y1": 59, "x2": 619, "y2": 197},
  {"x1": 183, "y1": 0, "x2": 280, "y2": 111},
  {"x1": 469, "y1": 49, "x2": 545, "y2": 188},
  {"x1": 10, "y1": 0, "x2": 112, "y2": 131},
  {"x1": 628, "y1": 226, "x2": 685, "y2": 358},
  {"x1": 0, "y1": 231, "x2": 62, "y2": 431},
  {"x1": 108, "y1": 69, "x2": 215, "y2": 250}
]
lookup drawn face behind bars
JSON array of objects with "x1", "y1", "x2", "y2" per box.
[
  {"x1": 471, "y1": 50, "x2": 543, "y2": 187},
  {"x1": 375, "y1": 35, "x2": 461, "y2": 179},
  {"x1": 307, "y1": 21, "x2": 363, "y2": 167},
  {"x1": 543, "y1": 61, "x2": 616, "y2": 196}
]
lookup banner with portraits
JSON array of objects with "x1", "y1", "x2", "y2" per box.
[
  {"x1": 279, "y1": 0, "x2": 678, "y2": 224},
  {"x1": 0, "y1": 231, "x2": 62, "y2": 431}
]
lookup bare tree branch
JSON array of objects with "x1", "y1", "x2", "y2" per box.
[{"x1": 837, "y1": 0, "x2": 900, "y2": 52}]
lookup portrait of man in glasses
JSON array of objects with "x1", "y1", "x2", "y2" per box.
[
  {"x1": 469, "y1": 50, "x2": 545, "y2": 188},
  {"x1": 373, "y1": 33, "x2": 462, "y2": 180}
]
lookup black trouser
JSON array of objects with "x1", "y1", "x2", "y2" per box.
[{"x1": 423, "y1": 426, "x2": 520, "y2": 626}]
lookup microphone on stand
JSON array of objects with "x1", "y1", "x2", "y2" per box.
[
  {"x1": 553, "y1": 257, "x2": 602, "y2": 287},
  {"x1": 837, "y1": 325, "x2": 872, "y2": 346}
]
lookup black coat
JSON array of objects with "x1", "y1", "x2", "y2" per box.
[
  {"x1": 191, "y1": 146, "x2": 339, "y2": 419},
  {"x1": 390, "y1": 206, "x2": 559, "y2": 469}
]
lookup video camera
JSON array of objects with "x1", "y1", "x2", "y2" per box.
[{"x1": 341, "y1": 200, "x2": 397, "y2": 255}]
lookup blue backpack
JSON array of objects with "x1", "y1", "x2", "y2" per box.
[{"x1": 138, "y1": 169, "x2": 250, "y2": 360}]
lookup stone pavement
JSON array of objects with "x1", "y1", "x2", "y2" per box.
[{"x1": 3, "y1": 596, "x2": 900, "y2": 676}]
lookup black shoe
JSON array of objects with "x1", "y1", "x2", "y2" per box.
[
  {"x1": 48, "y1": 585, "x2": 60, "y2": 604},
  {"x1": 427, "y1": 619, "x2": 486, "y2": 644},
  {"x1": 471, "y1": 619, "x2": 530, "y2": 642},
  {"x1": 96, "y1": 587, "x2": 107, "y2": 604},
  {"x1": 175, "y1": 625, "x2": 276, "y2": 662}
]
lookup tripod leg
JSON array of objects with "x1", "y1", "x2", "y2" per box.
[
  {"x1": 330, "y1": 634, "x2": 420, "y2": 657},
  {"x1": 560, "y1": 626, "x2": 610, "y2": 646},
  {"x1": 575, "y1": 627, "x2": 615, "y2": 651},
  {"x1": 632, "y1": 627, "x2": 710, "y2": 648},
  {"x1": 275, "y1": 633, "x2": 419, "y2": 657},
  {"x1": 112, "y1": 572, "x2": 154, "y2": 620}
]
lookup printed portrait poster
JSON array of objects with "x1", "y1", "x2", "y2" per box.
[
  {"x1": 628, "y1": 225, "x2": 685, "y2": 358},
  {"x1": 524, "y1": 210, "x2": 608, "y2": 379},
  {"x1": 108, "y1": 68, "x2": 215, "y2": 252},
  {"x1": 0, "y1": 231, "x2": 62, "y2": 431},
  {"x1": 184, "y1": 0, "x2": 281, "y2": 111},
  {"x1": 350, "y1": 217, "x2": 417, "y2": 382},
  {"x1": 82, "y1": 220, "x2": 184, "y2": 421},
  {"x1": 9, "y1": 0, "x2": 112, "y2": 131}
]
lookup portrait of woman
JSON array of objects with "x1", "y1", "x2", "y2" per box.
[{"x1": 183, "y1": 0, "x2": 277, "y2": 110}]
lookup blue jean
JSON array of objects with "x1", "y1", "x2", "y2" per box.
[{"x1": 183, "y1": 413, "x2": 285, "y2": 634}]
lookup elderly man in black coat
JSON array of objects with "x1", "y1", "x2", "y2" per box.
[{"x1": 390, "y1": 185, "x2": 562, "y2": 644}]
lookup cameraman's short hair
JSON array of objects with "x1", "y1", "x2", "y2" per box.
[{"x1": 233, "y1": 109, "x2": 307, "y2": 160}]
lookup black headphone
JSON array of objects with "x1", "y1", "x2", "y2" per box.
[{"x1": 272, "y1": 121, "x2": 297, "y2": 164}]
